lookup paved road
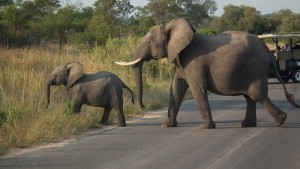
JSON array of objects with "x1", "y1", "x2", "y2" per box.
[{"x1": 1, "y1": 80, "x2": 300, "y2": 169}]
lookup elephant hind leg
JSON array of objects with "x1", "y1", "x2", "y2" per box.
[
  {"x1": 113, "y1": 100, "x2": 126, "y2": 127},
  {"x1": 261, "y1": 97, "x2": 287, "y2": 127},
  {"x1": 241, "y1": 95, "x2": 257, "y2": 127},
  {"x1": 100, "y1": 107, "x2": 112, "y2": 126},
  {"x1": 115, "y1": 108, "x2": 126, "y2": 127}
]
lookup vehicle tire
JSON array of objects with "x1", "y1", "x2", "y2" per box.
[{"x1": 291, "y1": 70, "x2": 300, "y2": 83}]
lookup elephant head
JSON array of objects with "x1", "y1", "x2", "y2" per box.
[
  {"x1": 116, "y1": 18, "x2": 195, "y2": 109},
  {"x1": 46, "y1": 62, "x2": 84, "y2": 108}
]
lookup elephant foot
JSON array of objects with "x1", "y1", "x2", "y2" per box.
[
  {"x1": 274, "y1": 113, "x2": 287, "y2": 127},
  {"x1": 116, "y1": 122, "x2": 126, "y2": 127},
  {"x1": 201, "y1": 121, "x2": 216, "y2": 129},
  {"x1": 100, "y1": 120, "x2": 109, "y2": 126},
  {"x1": 162, "y1": 119, "x2": 178, "y2": 127},
  {"x1": 241, "y1": 120, "x2": 257, "y2": 127}
]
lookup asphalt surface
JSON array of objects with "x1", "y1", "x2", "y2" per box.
[{"x1": 1, "y1": 80, "x2": 300, "y2": 169}]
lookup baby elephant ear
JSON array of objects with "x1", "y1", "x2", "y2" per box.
[
  {"x1": 66, "y1": 62, "x2": 84, "y2": 87},
  {"x1": 165, "y1": 17, "x2": 195, "y2": 63}
]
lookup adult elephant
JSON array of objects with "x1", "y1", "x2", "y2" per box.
[{"x1": 116, "y1": 17, "x2": 300, "y2": 129}]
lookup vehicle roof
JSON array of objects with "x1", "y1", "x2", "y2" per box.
[{"x1": 258, "y1": 33, "x2": 300, "y2": 39}]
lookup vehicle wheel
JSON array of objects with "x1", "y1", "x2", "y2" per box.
[{"x1": 291, "y1": 70, "x2": 300, "y2": 83}]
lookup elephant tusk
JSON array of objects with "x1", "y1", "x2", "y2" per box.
[{"x1": 115, "y1": 58, "x2": 142, "y2": 66}]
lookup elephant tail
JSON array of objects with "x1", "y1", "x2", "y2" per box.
[
  {"x1": 123, "y1": 84, "x2": 135, "y2": 104},
  {"x1": 269, "y1": 53, "x2": 300, "y2": 108}
]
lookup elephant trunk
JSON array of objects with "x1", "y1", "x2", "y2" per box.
[
  {"x1": 115, "y1": 40, "x2": 150, "y2": 110},
  {"x1": 132, "y1": 41, "x2": 150, "y2": 110},
  {"x1": 45, "y1": 76, "x2": 54, "y2": 108},
  {"x1": 133, "y1": 61, "x2": 145, "y2": 110}
]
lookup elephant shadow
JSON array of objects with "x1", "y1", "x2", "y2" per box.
[
  {"x1": 281, "y1": 123, "x2": 300, "y2": 128},
  {"x1": 213, "y1": 120, "x2": 300, "y2": 128}
]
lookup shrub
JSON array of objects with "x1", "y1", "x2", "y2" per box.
[{"x1": 196, "y1": 28, "x2": 217, "y2": 35}]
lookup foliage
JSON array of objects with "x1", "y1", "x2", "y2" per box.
[
  {"x1": 136, "y1": 0, "x2": 217, "y2": 27},
  {"x1": 0, "y1": 3, "x2": 33, "y2": 46},
  {"x1": 196, "y1": 28, "x2": 217, "y2": 35},
  {"x1": 126, "y1": 15, "x2": 155, "y2": 36},
  {"x1": 271, "y1": 9, "x2": 300, "y2": 33},
  {"x1": 280, "y1": 14, "x2": 300, "y2": 33},
  {"x1": 212, "y1": 5, "x2": 278, "y2": 34},
  {"x1": 87, "y1": 0, "x2": 135, "y2": 45},
  {"x1": 0, "y1": 1, "x2": 299, "y2": 47},
  {"x1": 0, "y1": 0, "x2": 13, "y2": 8},
  {"x1": 5, "y1": 102, "x2": 27, "y2": 127}
]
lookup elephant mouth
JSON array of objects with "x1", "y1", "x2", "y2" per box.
[
  {"x1": 152, "y1": 55, "x2": 166, "y2": 60},
  {"x1": 49, "y1": 81, "x2": 55, "y2": 85}
]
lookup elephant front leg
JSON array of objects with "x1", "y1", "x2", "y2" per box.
[
  {"x1": 241, "y1": 95, "x2": 257, "y2": 127},
  {"x1": 100, "y1": 107, "x2": 111, "y2": 126},
  {"x1": 163, "y1": 78, "x2": 188, "y2": 127},
  {"x1": 190, "y1": 84, "x2": 215, "y2": 129},
  {"x1": 68, "y1": 100, "x2": 82, "y2": 114},
  {"x1": 67, "y1": 94, "x2": 82, "y2": 114}
]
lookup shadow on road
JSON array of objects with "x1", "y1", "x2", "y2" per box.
[{"x1": 282, "y1": 123, "x2": 300, "y2": 128}]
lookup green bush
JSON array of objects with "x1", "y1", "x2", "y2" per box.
[
  {"x1": 196, "y1": 28, "x2": 217, "y2": 35},
  {"x1": 6, "y1": 102, "x2": 26, "y2": 127}
]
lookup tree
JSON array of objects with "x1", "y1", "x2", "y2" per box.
[
  {"x1": 126, "y1": 15, "x2": 155, "y2": 36},
  {"x1": 180, "y1": 0, "x2": 217, "y2": 28},
  {"x1": 72, "y1": 6, "x2": 94, "y2": 47},
  {"x1": 51, "y1": 6, "x2": 77, "y2": 48},
  {"x1": 0, "y1": 0, "x2": 13, "y2": 9},
  {"x1": 28, "y1": 0, "x2": 61, "y2": 46},
  {"x1": 280, "y1": 13, "x2": 300, "y2": 33},
  {"x1": 0, "y1": 2, "x2": 33, "y2": 46},
  {"x1": 137, "y1": 0, "x2": 182, "y2": 25},
  {"x1": 212, "y1": 5, "x2": 275, "y2": 34},
  {"x1": 33, "y1": 0, "x2": 60, "y2": 15},
  {"x1": 137, "y1": 0, "x2": 216, "y2": 27},
  {"x1": 87, "y1": 0, "x2": 134, "y2": 45},
  {"x1": 271, "y1": 9, "x2": 300, "y2": 33},
  {"x1": 271, "y1": 9, "x2": 293, "y2": 22}
]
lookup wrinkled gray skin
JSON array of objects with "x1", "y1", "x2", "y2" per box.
[
  {"x1": 46, "y1": 62, "x2": 134, "y2": 127},
  {"x1": 120, "y1": 17, "x2": 300, "y2": 129}
]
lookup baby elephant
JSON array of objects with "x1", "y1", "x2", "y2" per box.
[{"x1": 46, "y1": 61, "x2": 134, "y2": 127}]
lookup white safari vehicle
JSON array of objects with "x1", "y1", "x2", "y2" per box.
[{"x1": 258, "y1": 33, "x2": 300, "y2": 83}]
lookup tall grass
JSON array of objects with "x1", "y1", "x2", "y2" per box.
[{"x1": 0, "y1": 36, "x2": 179, "y2": 155}]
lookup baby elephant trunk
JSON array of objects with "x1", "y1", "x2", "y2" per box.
[{"x1": 45, "y1": 76, "x2": 54, "y2": 108}]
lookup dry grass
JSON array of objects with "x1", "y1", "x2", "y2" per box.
[{"x1": 0, "y1": 37, "x2": 178, "y2": 154}]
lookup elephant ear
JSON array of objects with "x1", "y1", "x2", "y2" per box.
[
  {"x1": 66, "y1": 62, "x2": 84, "y2": 87},
  {"x1": 165, "y1": 17, "x2": 195, "y2": 63}
]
